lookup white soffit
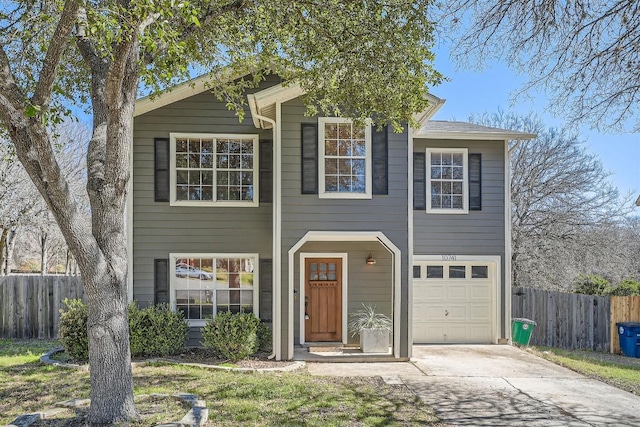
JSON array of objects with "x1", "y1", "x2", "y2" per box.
[{"x1": 134, "y1": 66, "x2": 259, "y2": 117}]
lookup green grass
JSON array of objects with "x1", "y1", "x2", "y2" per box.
[
  {"x1": 0, "y1": 340, "x2": 441, "y2": 426},
  {"x1": 533, "y1": 347, "x2": 640, "y2": 394}
]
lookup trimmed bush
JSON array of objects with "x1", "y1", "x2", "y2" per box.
[
  {"x1": 256, "y1": 321, "x2": 272, "y2": 353},
  {"x1": 58, "y1": 300, "x2": 188, "y2": 362},
  {"x1": 59, "y1": 299, "x2": 89, "y2": 361},
  {"x1": 128, "y1": 303, "x2": 189, "y2": 357},
  {"x1": 201, "y1": 311, "x2": 261, "y2": 361}
]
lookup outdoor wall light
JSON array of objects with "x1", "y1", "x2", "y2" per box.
[{"x1": 366, "y1": 253, "x2": 376, "y2": 265}]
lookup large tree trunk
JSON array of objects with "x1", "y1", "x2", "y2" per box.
[
  {"x1": 86, "y1": 269, "x2": 136, "y2": 423},
  {"x1": 0, "y1": 8, "x2": 139, "y2": 421}
]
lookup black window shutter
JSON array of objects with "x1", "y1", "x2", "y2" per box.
[
  {"x1": 259, "y1": 140, "x2": 273, "y2": 203},
  {"x1": 259, "y1": 259, "x2": 272, "y2": 322},
  {"x1": 154, "y1": 259, "x2": 169, "y2": 305},
  {"x1": 469, "y1": 153, "x2": 482, "y2": 211},
  {"x1": 371, "y1": 125, "x2": 388, "y2": 195},
  {"x1": 413, "y1": 152, "x2": 426, "y2": 210},
  {"x1": 154, "y1": 138, "x2": 170, "y2": 202},
  {"x1": 301, "y1": 123, "x2": 318, "y2": 194}
]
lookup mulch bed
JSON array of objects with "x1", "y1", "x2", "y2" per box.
[{"x1": 52, "y1": 348, "x2": 297, "y2": 370}]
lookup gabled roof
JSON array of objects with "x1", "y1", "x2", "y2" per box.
[
  {"x1": 135, "y1": 68, "x2": 447, "y2": 129},
  {"x1": 414, "y1": 120, "x2": 537, "y2": 140},
  {"x1": 134, "y1": 67, "x2": 259, "y2": 117}
]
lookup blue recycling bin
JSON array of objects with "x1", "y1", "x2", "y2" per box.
[{"x1": 616, "y1": 322, "x2": 640, "y2": 358}]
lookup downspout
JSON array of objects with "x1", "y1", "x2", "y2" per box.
[{"x1": 249, "y1": 102, "x2": 278, "y2": 360}]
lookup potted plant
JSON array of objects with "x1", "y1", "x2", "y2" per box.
[{"x1": 348, "y1": 303, "x2": 392, "y2": 353}]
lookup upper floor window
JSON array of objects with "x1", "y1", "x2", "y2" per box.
[
  {"x1": 318, "y1": 118, "x2": 372, "y2": 199},
  {"x1": 426, "y1": 148, "x2": 468, "y2": 214},
  {"x1": 169, "y1": 133, "x2": 258, "y2": 207}
]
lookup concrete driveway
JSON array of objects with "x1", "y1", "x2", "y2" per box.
[
  {"x1": 306, "y1": 345, "x2": 640, "y2": 426},
  {"x1": 408, "y1": 345, "x2": 640, "y2": 426}
]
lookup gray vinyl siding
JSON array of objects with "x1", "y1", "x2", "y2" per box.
[
  {"x1": 280, "y1": 99, "x2": 410, "y2": 357},
  {"x1": 132, "y1": 76, "x2": 280, "y2": 313},
  {"x1": 293, "y1": 242, "x2": 393, "y2": 345},
  {"x1": 413, "y1": 138, "x2": 508, "y2": 336}
]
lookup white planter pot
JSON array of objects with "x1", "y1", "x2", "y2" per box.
[{"x1": 360, "y1": 328, "x2": 389, "y2": 353}]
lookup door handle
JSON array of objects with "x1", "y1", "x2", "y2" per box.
[{"x1": 445, "y1": 310, "x2": 449, "y2": 317}]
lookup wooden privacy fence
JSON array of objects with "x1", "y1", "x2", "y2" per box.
[
  {"x1": 512, "y1": 287, "x2": 611, "y2": 351},
  {"x1": 610, "y1": 296, "x2": 640, "y2": 354},
  {"x1": 0, "y1": 275, "x2": 85, "y2": 339}
]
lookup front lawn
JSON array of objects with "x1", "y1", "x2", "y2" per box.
[
  {"x1": 532, "y1": 346, "x2": 640, "y2": 395},
  {"x1": 0, "y1": 340, "x2": 440, "y2": 426}
]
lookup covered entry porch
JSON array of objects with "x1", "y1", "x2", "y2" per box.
[{"x1": 286, "y1": 231, "x2": 404, "y2": 359}]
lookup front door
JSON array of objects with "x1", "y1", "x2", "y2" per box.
[{"x1": 305, "y1": 258, "x2": 342, "y2": 342}]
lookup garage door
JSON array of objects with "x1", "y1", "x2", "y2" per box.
[{"x1": 412, "y1": 258, "x2": 498, "y2": 344}]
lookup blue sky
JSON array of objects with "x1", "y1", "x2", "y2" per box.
[{"x1": 429, "y1": 46, "x2": 639, "y2": 199}]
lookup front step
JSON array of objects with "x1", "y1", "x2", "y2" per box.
[
  {"x1": 304, "y1": 342, "x2": 356, "y2": 353},
  {"x1": 295, "y1": 343, "x2": 403, "y2": 362}
]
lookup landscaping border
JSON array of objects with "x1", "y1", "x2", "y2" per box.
[{"x1": 39, "y1": 348, "x2": 305, "y2": 373}]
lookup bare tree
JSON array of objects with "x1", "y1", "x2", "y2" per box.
[
  {"x1": 0, "y1": 121, "x2": 88, "y2": 274},
  {"x1": 440, "y1": 0, "x2": 640, "y2": 131},
  {"x1": 470, "y1": 111, "x2": 633, "y2": 289},
  {"x1": 0, "y1": 141, "x2": 46, "y2": 273}
]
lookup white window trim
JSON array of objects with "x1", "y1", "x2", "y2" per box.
[
  {"x1": 425, "y1": 147, "x2": 469, "y2": 214},
  {"x1": 169, "y1": 252, "x2": 259, "y2": 327},
  {"x1": 169, "y1": 133, "x2": 259, "y2": 207},
  {"x1": 318, "y1": 117, "x2": 372, "y2": 199}
]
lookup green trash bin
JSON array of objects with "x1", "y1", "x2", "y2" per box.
[{"x1": 512, "y1": 318, "x2": 537, "y2": 346}]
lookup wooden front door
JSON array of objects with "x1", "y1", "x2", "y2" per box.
[{"x1": 305, "y1": 258, "x2": 342, "y2": 342}]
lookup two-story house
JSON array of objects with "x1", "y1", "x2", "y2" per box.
[{"x1": 129, "y1": 71, "x2": 535, "y2": 361}]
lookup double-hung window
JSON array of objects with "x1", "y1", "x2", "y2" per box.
[
  {"x1": 170, "y1": 133, "x2": 258, "y2": 206},
  {"x1": 426, "y1": 148, "x2": 469, "y2": 213},
  {"x1": 170, "y1": 253, "x2": 258, "y2": 326},
  {"x1": 318, "y1": 118, "x2": 372, "y2": 198}
]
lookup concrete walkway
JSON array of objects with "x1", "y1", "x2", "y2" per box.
[{"x1": 307, "y1": 345, "x2": 640, "y2": 426}]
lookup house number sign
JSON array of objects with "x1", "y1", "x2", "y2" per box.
[{"x1": 441, "y1": 255, "x2": 457, "y2": 261}]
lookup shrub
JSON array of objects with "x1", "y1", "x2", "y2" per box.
[
  {"x1": 59, "y1": 300, "x2": 188, "y2": 362},
  {"x1": 573, "y1": 274, "x2": 610, "y2": 296},
  {"x1": 201, "y1": 311, "x2": 261, "y2": 361},
  {"x1": 128, "y1": 303, "x2": 189, "y2": 357},
  {"x1": 59, "y1": 299, "x2": 89, "y2": 362},
  {"x1": 605, "y1": 279, "x2": 640, "y2": 296},
  {"x1": 256, "y1": 321, "x2": 272, "y2": 353}
]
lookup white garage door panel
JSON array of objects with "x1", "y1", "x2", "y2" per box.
[
  {"x1": 448, "y1": 285, "x2": 467, "y2": 299},
  {"x1": 447, "y1": 305, "x2": 468, "y2": 321},
  {"x1": 424, "y1": 285, "x2": 445, "y2": 299},
  {"x1": 412, "y1": 259, "x2": 498, "y2": 344}
]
